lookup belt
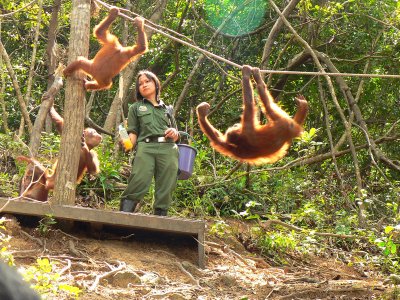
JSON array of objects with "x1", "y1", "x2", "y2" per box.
[{"x1": 144, "y1": 136, "x2": 169, "y2": 143}]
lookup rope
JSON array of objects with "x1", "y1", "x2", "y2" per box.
[
  {"x1": 94, "y1": 0, "x2": 242, "y2": 69},
  {"x1": 93, "y1": 0, "x2": 400, "y2": 79}
]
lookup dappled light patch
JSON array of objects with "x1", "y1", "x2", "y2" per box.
[{"x1": 203, "y1": 0, "x2": 268, "y2": 36}]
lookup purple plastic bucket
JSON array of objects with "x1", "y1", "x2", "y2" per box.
[{"x1": 177, "y1": 144, "x2": 197, "y2": 180}]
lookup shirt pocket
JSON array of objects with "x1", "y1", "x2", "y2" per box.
[{"x1": 138, "y1": 111, "x2": 152, "y2": 125}]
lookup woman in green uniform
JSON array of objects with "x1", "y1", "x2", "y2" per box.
[{"x1": 120, "y1": 70, "x2": 179, "y2": 216}]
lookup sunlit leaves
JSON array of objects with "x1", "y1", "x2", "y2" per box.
[
  {"x1": 203, "y1": 0, "x2": 267, "y2": 35},
  {"x1": 23, "y1": 258, "x2": 82, "y2": 299}
]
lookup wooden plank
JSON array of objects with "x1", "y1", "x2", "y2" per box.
[
  {"x1": 0, "y1": 198, "x2": 206, "y2": 267},
  {"x1": 197, "y1": 228, "x2": 205, "y2": 269},
  {"x1": 0, "y1": 198, "x2": 203, "y2": 233}
]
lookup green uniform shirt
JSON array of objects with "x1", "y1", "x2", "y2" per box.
[{"x1": 127, "y1": 99, "x2": 172, "y2": 142}]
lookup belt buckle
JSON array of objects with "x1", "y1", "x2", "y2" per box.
[{"x1": 158, "y1": 137, "x2": 166, "y2": 142}]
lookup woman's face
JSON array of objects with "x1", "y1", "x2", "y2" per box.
[{"x1": 138, "y1": 74, "x2": 156, "y2": 100}]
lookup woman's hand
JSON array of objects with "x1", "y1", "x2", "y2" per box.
[
  {"x1": 119, "y1": 132, "x2": 137, "y2": 152},
  {"x1": 165, "y1": 128, "x2": 179, "y2": 142}
]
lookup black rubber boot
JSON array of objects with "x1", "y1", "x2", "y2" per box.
[
  {"x1": 154, "y1": 208, "x2": 168, "y2": 216},
  {"x1": 120, "y1": 199, "x2": 138, "y2": 212}
]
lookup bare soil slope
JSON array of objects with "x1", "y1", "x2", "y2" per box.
[{"x1": 2, "y1": 215, "x2": 392, "y2": 300}]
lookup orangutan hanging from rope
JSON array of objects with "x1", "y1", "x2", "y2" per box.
[{"x1": 196, "y1": 65, "x2": 308, "y2": 164}]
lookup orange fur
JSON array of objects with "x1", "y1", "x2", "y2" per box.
[
  {"x1": 18, "y1": 107, "x2": 102, "y2": 201},
  {"x1": 17, "y1": 156, "x2": 49, "y2": 202},
  {"x1": 63, "y1": 7, "x2": 148, "y2": 91},
  {"x1": 196, "y1": 65, "x2": 308, "y2": 164}
]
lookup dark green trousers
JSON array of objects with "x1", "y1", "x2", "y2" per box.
[{"x1": 121, "y1": 142, "x2": 179, "y2": 211}]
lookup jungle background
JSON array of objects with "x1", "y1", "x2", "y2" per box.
[{"x1": 0, "y1": 0, "x2": 399, "y2": 299}]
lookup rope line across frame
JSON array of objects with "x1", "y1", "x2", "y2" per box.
[{"x1": 94, "y1": 0, "x2": 400, "y2": 79}]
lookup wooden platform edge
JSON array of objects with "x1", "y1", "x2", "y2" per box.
[{"x1": 0, "y1": 198, "x2": 206, "y2": 268}]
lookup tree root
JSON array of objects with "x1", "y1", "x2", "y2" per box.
[
  {"x1": 175, "y1": 261, "x2": 201, "y2": 288},
  {"x1": 68, "y1": 240, "x2": 87, "y2": 258},
  {"x1": 88, "y1": 261, "x2": 126, "y2": 292},
  {"x1": 20, "y1": 230, "x2": 44, "y2": 247},
  {"x1": 58, "y1": 259, "x2": 72, "y2": 276}
]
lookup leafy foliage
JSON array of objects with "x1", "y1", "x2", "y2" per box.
[
  {"x1": 203, "y1": 0, "x2": 268, "y2": 35},
  {"x1": 0, "y1": 217, "x2": 14, "y2": 265},
  {"x1": 22, "y1": 258, "x2": 81, "y2": 299},
  {"x1": 1, "y1": 218, "x2": 81, "y2": 299},
  {"x1": 38, "y1": 214, "x2": 57, "y2": 236}
]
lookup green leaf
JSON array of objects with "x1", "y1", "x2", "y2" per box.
[
  {"x1": 384, "y1": 226, "x2": 394, "y2": 234},
  {"x1": 390, "y1": 244, "x2": 397, "y2": 254}
]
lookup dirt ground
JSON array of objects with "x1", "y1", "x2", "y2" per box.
[{"x1": 1, "y1": 214, "x2": 395, "y2": 300}]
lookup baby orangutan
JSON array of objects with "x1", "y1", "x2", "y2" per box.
[
  {"x1": 18, "y1": 106, "x2": 102, "y2": 201},
  {"x1": 63, "y1": 7, "x2": 148, "y2": 91},
  {"x1": 17, "y1": 156, "x2": 49, "y2": 202},
  {"x1": 196, "y1": 65, "x2": 308, "y2": 164}
]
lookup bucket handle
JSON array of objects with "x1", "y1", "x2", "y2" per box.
[{"x1": 178, "y1": 131, "x2": 198, "y2": 148}]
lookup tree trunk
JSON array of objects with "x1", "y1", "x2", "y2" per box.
[
  {"x1": 45, "y1": 0, "x2": 62, "y2": 133},
  {"x1": 29, "y1": 66, "x2": 64, "y2": 157},
  {"x1": 53, "y1": 0, "x2": 90, "y2": 205}
]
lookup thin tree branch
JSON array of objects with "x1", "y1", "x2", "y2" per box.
[
  {"x1": 0, "y1": 0, "x2": 38, "y2": 17},
  {"x1": 261, "y1": 0, "x2": 301, "y2": 70},
  {"x1": 19, "y1": 0, "x2": 43, "y2": 136},
  {"x1": 0, "y1": 20, "x2": 9, "y2": 133},
  {"x1": 0, "y1": 40, "x2": 33, "y2": 133}
]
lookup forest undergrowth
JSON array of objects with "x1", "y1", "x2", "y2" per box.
[{"x1": 1, "y1": 132, "x2": 400, "y2": 299}]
